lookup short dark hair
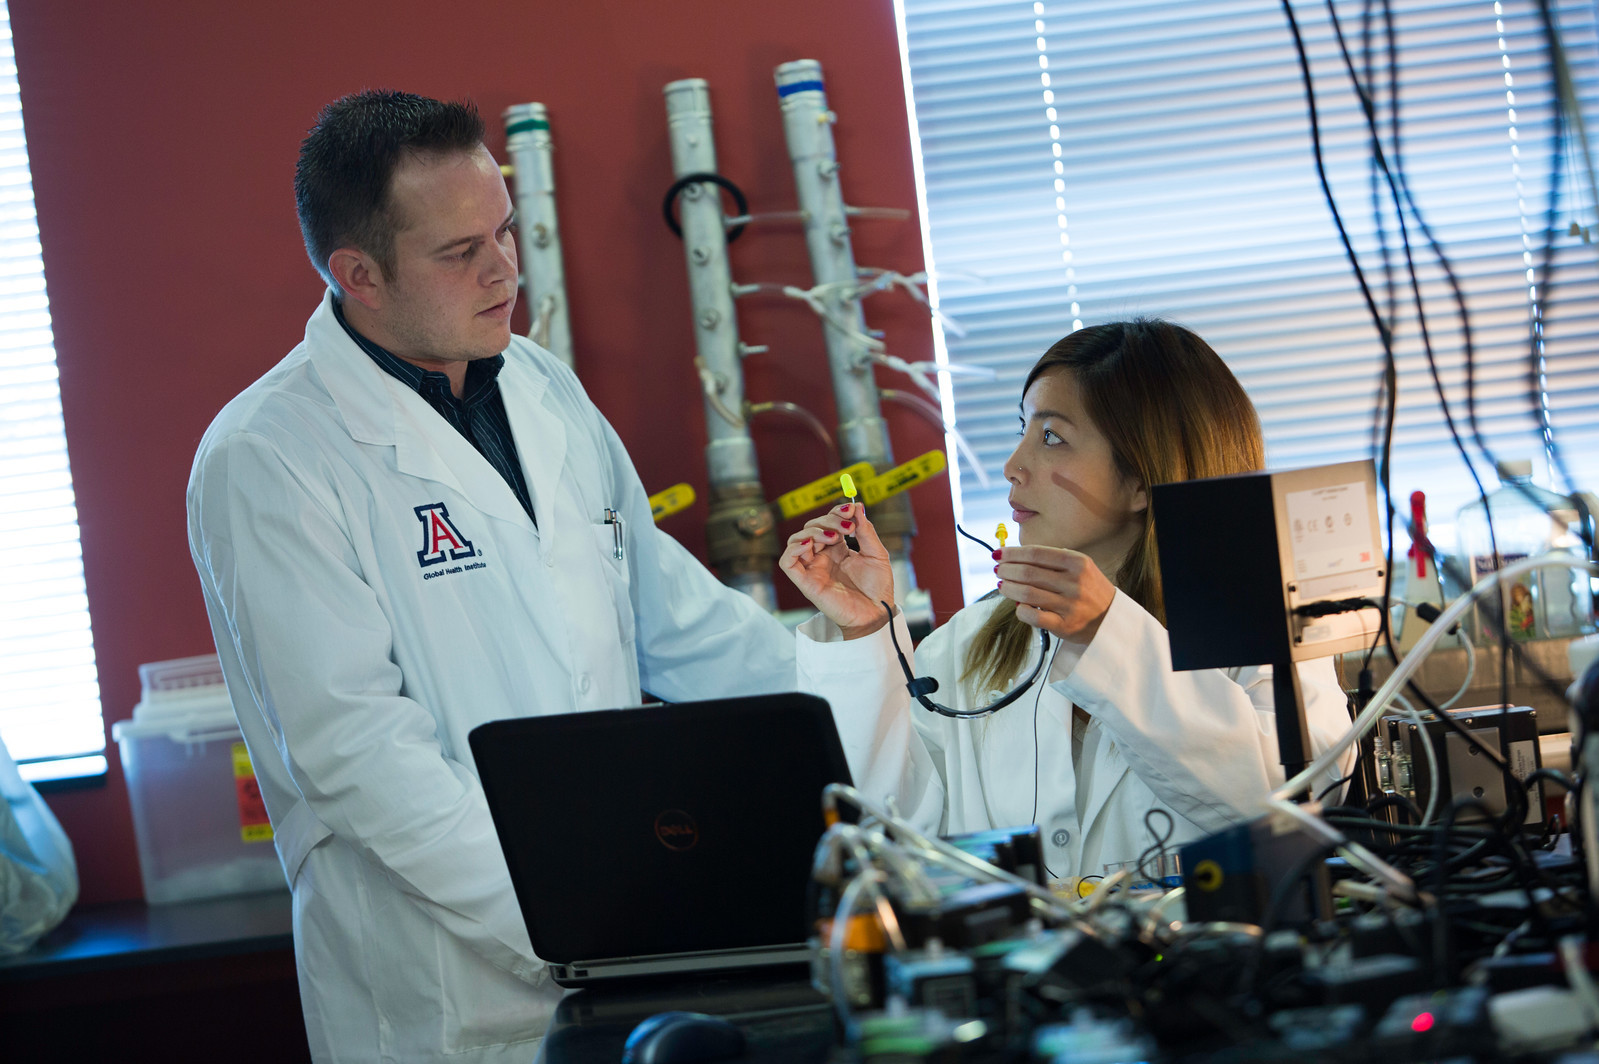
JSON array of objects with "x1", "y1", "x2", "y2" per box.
[{"x1": 294, "y1": 90, "x2": 486, "y2": 292}]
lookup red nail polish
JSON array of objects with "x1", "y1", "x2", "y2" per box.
[
  {"x1": 996, "y1": 579, "x2": 1003, "y2": 588},
  {"x1": 993, "y1": 564, "x2": 999, "y2": 574},
  {"x1": 991, "y1": 550, "x2": 1002, "y2": 561},
  {"x1": 841, "y1": 520, "x2": 853, "y2": 530},
  {"x1": 800, "y1": 538, "x2": 811, "y2": 545}
]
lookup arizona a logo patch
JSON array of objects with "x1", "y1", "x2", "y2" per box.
[{"x1": 414, "y1": 502, "x2": 476, "y2": 567}]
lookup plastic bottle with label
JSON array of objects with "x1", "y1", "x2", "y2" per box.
[{"x1": 1453, "y1": 459, "x2": 1593, "y2": 641}]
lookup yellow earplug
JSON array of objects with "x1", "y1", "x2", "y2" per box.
[
  {"x1": 840, "y1": 472, "x2": 857, "y2": 502},
  {"x1": 995, "y1": 522, "x2": 1008, "y2": 548}
]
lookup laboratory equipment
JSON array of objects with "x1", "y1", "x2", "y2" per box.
[{"x1": 1154, "y1": 460, "x2": 1384, "y2": 782}]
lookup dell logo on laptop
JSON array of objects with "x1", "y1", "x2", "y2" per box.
[{"x1": 654, "y1": 809, "x2": 699, "y2": 851}]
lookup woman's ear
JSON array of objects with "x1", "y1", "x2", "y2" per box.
[{"x1": 1128, "y1": 480, "x2": 1149, "y2": 515}]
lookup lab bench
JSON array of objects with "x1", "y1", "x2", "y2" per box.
[{"x1": 0, "y1": 891, "x2": 308, "y2": 1062}]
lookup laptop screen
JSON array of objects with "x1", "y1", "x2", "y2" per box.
[{"x1": 469, "y1": 692, "x2": 851, "y2": 964}]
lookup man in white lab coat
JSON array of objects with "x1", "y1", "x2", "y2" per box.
[{"x1": 187, "y1": 91, "x2": 795, "y2": 1064}]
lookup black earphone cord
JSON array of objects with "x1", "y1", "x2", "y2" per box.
[{"x1": 880, "y1": 600, "x2": 1051, "y2": 719}]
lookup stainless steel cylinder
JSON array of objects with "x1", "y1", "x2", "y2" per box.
[
  {"x1": 664, "y1": 79, "x2": 778, "y2": 604},
  {"x1": 503, "y1": 103, "x2": 574, "y2": 367},
  {"x1": 775, "y1": 60, "x2": 924, "y2": 615}
]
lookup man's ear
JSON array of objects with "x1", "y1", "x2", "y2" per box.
[{"x1": 328, "y1": 247, "x2": 384, "y2": 310}]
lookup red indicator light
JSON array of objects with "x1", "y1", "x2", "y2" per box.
[{"x1": 1411, "y1": 1012, "x2": 1434, "y2": 1033}]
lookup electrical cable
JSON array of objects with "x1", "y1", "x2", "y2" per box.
[
  {"x1": 1319, "y1": 0, "x2": 1512, "y2": 701},
  {"x1": 1235, "y1": 839, "x2": 1340, "y2": 998},
  {"x1": 1436, "y1": 622, "x2": 1476, "y2": 710},
  {"x1": 1135, "y1": 808, "x2": 1176, "y2": 887},
  {"x1": 1292, "y1": 593, "x2": 1512, "y2": 816},
  {"x1": 1318, "y1": 4, "x2": 1581, "y2": 777},
  {"x1": 1529, "y1": 0, "x2": 1595, "y2": 524},
  {"x1": 1263, "y1": 559, "x2": 1597, "y2": 919},
  {"x1": 1390, "y1": 692, "x2": 1441, "y2": 826},
  {"x1": 1378, "y1": 603, "x2": 1526, "y2": 835},
  {"x1": 1300, "y1": 3, "x2": 1594, "y2": 767},
  {"x1": 1279, "y1": 0, "x2": 1403, "y2": 681},
  {"x1": 881, "y1": 600, "x2": 1051, "y2": 720},
  {"x1": 1031, "y1": 636, "x2": 1065, "y2": 882},
  {"x1": 1274, "y1": 553, "x2": 1595, "y2": 807},
  {"x1": 955, "y1": 524, "x2": 995, "y2": 553}
]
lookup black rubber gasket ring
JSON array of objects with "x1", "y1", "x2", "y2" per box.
[{"x1": 662, "y1": 172, "x2": 749, "y2": 244}]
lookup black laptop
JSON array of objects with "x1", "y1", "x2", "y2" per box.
[{"x1": 468, "y1": 692, "x2": 851, "y2": 987}]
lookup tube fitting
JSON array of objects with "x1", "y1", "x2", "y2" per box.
[{"x1": 705, "y1": 483, "x2": 779, "y2": 577}]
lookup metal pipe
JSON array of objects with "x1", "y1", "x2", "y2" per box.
[
  {"x1": 503, "y1": 103, "x2": 574, "y2": 367},
  {"x1": 664, "y1": 79, "x2": 779, "y2": 611},
  {"x1": 774, "y1": 60, "x2": 928, "y2": 624}
]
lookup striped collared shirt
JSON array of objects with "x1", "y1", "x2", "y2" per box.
[{"x1": 333, "y1": 299, "x2": 536, "y2": 527}]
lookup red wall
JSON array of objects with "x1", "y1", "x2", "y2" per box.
[{"x1": 12, "y1": 1, "x2": 960, "y2": 904}]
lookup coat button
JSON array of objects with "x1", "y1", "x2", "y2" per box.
[
  {"x1": 1051, "y1": 829, "x2": 1070, "y2": 847},
  {"x1": 579, "y1": 674, "x2": 592, "y2": 694},
  {"x1": 544, "y1": 550, "x2": 556, "y2": 567}
]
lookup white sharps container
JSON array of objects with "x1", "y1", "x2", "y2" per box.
[{"x1": 112, "y1": 654, "x2": 286, "y2": 904}]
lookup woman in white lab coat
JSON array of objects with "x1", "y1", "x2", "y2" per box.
[{"x1": 781, "y1": 320, "x2": 1355, "y2": 882}]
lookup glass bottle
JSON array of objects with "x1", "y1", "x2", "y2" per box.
[{"x1": 1454, "y1": 459, "x2": 1593, "y2": 640}]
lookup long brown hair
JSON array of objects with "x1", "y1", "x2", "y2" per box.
[{"x1": 962, "y1": 319, "x2": 1265, "y2": 696}]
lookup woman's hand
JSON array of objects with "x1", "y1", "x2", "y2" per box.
[
  {"x1": 995, "y1": 545, "x2": 1117, "y2": 643},
  {"x1": 778, "y1": 502, "x2": 894, "y2": 639}
]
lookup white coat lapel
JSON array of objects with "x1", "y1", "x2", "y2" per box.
[
  {"x1": 389, "y1": 394, "x2": 536, "y2": 530},
  {"x1": 496, "y1": 357, "x2": 565, "y2": 530},
  {"x1": 1076, "y1": 714, "x2": 1133, "y2": 850},
  {"x1": 304, "y1": 293, "x2": 541, "y2": 531}
]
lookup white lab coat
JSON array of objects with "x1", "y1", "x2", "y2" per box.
[
  {"x1": 187, "y1": 292, "x2": 797, "y2": 1064},
  {"x1": 797, "y1": 591, "x2": 1355, "y2": 880}
]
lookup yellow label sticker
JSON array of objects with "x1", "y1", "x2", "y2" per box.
[
  {"x1": 231, "y1": 742, "x2": 254, "y2": 779},
  {"x1": 648, "y1": 483, "x2": 696, "y2": 522},
  {"x1": 774, "y1": 462, "x2": 876, "y2": 520},
  {"x1": 231, "y1": 741, "x2": 274, "y2": 844},
  {"x1": 859, "y1": 451, "x2": 948, "y2": 506}
]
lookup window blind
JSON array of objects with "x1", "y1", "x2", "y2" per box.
[
  {"x1": 897, "y1": 0, "x2": 1599, "y2": 602},
  {"x1": 0, "y1": 0, "x2": 106, "y2": 783}
]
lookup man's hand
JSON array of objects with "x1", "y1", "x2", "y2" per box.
[
  {"x1": 995, "y1": 544, "x2": 1117, "y2": 643},
  {"x1": 778, "y1": 503, "x2": 895, "y2": 639}
]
